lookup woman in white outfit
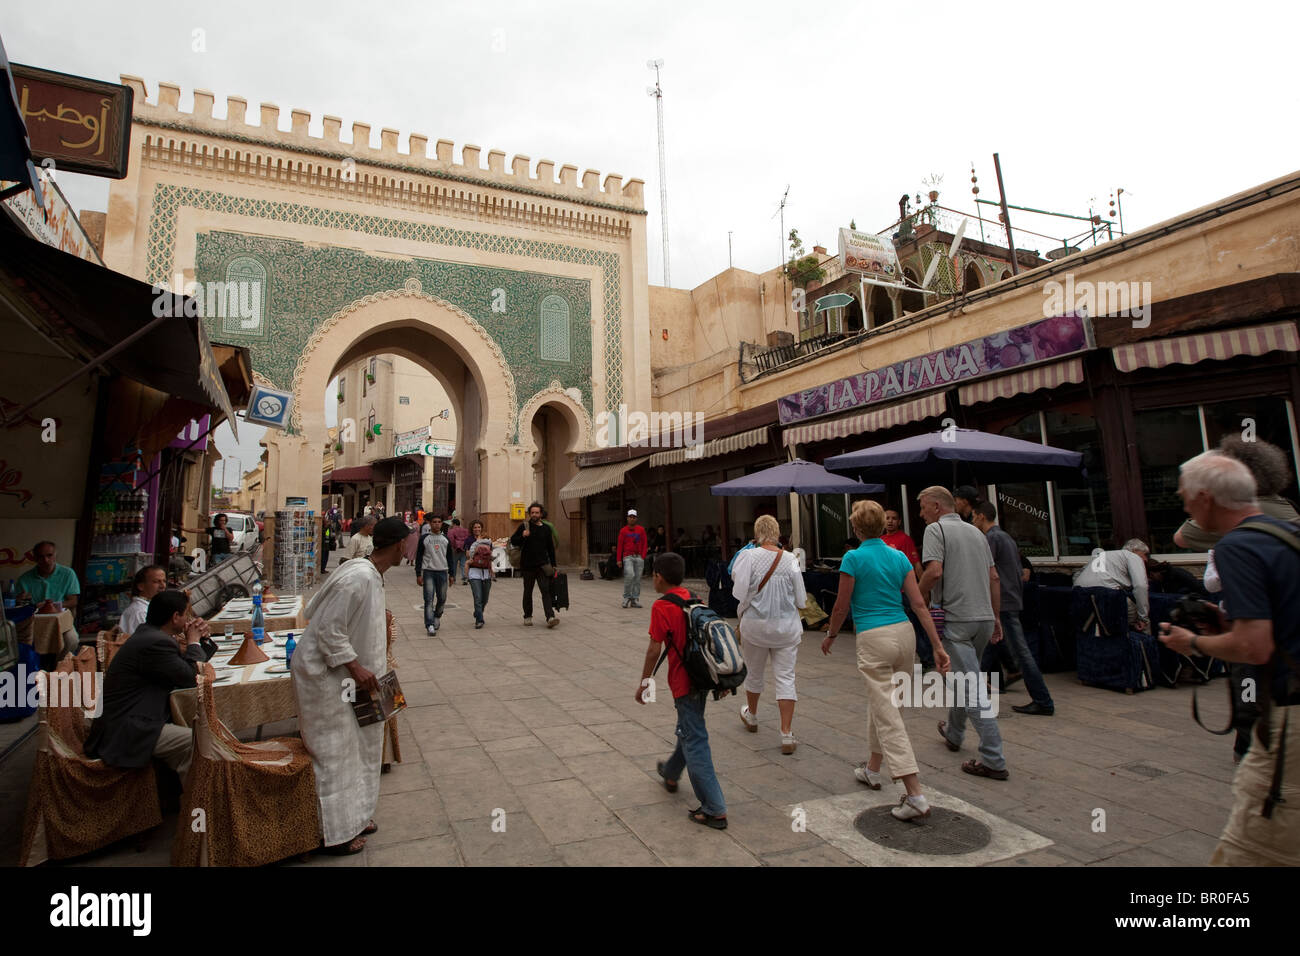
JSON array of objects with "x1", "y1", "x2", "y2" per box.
[{"x1": 731, "y1": 515, "x2": 806, "y2": 755}]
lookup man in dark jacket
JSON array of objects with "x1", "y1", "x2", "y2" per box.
[
  {"x1": 510, "y1": 501, "x2": 558, "y2": 628},
  {"x1": 84, "y1": 589, "x2": 207, "y2": 777}
]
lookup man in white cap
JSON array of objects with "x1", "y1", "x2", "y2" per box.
[{"x1": 617, "y1": 509, "x2": 648, "y2": 608}]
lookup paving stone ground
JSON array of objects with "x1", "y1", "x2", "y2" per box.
[{"x1": 0, "y1": 568, "x2": 1239, "y2": 867}]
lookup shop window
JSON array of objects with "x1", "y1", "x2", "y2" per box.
[
  {"x1": 540, "y1": 295, "x2": 571, "y2": 363},
  {"x1": 1202, "y1": 395, "x2": 1300, "y2": 502},
  {"x1": 222, "y1": 256, "x2": 267, "y2": 336},
  {"x1": 1135, "y1": 406, "x2": 1205, "y2": 552},
  {"x1": 1045, "y1": 407, "x2": 1112, "y2": 556}
]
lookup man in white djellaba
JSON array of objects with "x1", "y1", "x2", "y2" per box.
[{"x1": 294, "y1": 515, "x2": 412, "y2": 855}]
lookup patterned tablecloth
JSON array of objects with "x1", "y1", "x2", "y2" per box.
[
  {"x1": 170, "y1": 629, "x2": 301, "y2": 730},
  {"x1": 16, "y1": 610, "x2": 76, "y2": 655}
]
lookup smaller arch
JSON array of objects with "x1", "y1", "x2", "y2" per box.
[
  {"x1": 539, "y1": 294, "x2": 572, "y2": 363},
  {"x1": 963, "y1": 261, "x2": 984, "y2": 293}
]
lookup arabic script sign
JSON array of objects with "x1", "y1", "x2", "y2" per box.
[
  {"x1": 777, "y1": 314, "x2": 1093, "y2": 424},
  {"x1": 12, "y1": 63, "x2": 132, "y2": 179}
]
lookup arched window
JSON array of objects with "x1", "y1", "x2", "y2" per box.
[
  {"x1": 900, "y1": 269, "x2": 925, "y2": 315},
  {"x1": 539, "y1": 294, "x2": 571, "y2": 363},
  {"x1": 964, "y1": 262, "x2": 983, "y2": 293},
  {"x1": 869, "y1": 284, "x2": 893, "y2": 328},
  {"x1": 223, "y1": 256, "x2": 267, "y2": 336}
]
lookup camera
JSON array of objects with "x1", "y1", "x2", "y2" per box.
[{"x1": 1168, "y1": 596, "x2": 1220, "y2": 635}]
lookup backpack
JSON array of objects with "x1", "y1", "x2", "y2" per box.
[
  {"x1": 468, "y1": 540, "x2": 493, "y2": 570},
  {"x1": 653, "y1": 591, "x2": 747, "y2": 699}
]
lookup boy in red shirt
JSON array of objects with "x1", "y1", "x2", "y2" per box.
[
  {"x1": 881, "y1": 508, "x2": 921, "y2": 574},
  {"x1": 634, "y1": 552, "x2": 727, "y2": 829}
]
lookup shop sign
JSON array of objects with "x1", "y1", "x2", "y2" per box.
[
  {"x1": 778, "y1": 314, "x2": 1093, "y2": 424},
  {"x1": 11, "y1": 64, "x2": 133, "y2": 178},
  {"x1": 244, "y1": 384, "x2": 293, "y2": 430},
  {"x1": 1, "y1": 174, "x2": 102, "y2": 263},
  {"x1": 838, "y1": 227, "x2": 900, "y2": 279}
]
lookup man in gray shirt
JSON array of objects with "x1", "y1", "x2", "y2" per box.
[
  {"x1": 415, "y1": 514, "x2": 450, "y2": 635},
  {"x1": 1073, "y1": 539, "x2": 1150, "y2": 630},
  {"x1": 973, "y1": 502, "x2": 1054, "y2": 716},
  {"x1": 918, "y1": 486, "x2": 1008, "y2": 780}
]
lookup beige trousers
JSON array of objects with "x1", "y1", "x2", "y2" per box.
[
  {"x1": 856, "y1": 620, "x2": 919, "y2": 779},
  {"x1": 1211, "y1": 705, "x2": 1299, "y2": 867},
  {"x1": 154, "y1": 723, "x2": 194, "y2": 779}
]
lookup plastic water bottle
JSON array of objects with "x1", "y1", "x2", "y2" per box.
[
  {"x1": 251, "y1": 584, "x2": 266, "y2": 645},
  {"x1": 285, "y1": 632, "x2": 296, "y2": 669}
]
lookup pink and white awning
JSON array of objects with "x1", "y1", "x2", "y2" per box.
[
  {"x1": 1112, "y1": 321, "x2": 1299, "y2": 373},
  {"x1": 782, "y1": 392, "x2": 946, "y2": 448},
  {"x1": 957, "y1": 357, "x2": 1086, "y2": 406}
]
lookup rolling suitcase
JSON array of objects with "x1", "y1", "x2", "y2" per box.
[{"x1": 551, "y1": 572, "x2": 570, "y2": 611}]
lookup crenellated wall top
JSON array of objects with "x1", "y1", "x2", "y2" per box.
[{"x1": 121, "y1": 75, "x2": 646, "y2": 213}]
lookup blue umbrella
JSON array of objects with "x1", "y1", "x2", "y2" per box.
[
  {"x1": 823, "y1": 428, "x2": 1085, "y2": 485},
  {"x1": 710, "y1": 459, "x2": 885, "y2": 496}
]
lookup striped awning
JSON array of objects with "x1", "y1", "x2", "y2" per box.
[
  {"x1": 958, "y1": 357, "x2": 1086, "y2": 406},
  {"x1": 557, "y1": 456, "x2": 648, "y2": 499},
  {"x1": 1112, "y1": 321, "x2": 1300, "y2": 373},
  {"x1": 648, "y1": 425, "x2": 770, "y2": 468},
  {"x1": 782, "y1": 391, "x2": 947, "y2": 448}
]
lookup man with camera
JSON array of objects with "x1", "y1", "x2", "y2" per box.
[{"x1": 1159, "y1": 450, "x2": 1300, "y2": 867}]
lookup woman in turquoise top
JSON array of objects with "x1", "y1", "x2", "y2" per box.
[{"x1": 822, "y1": 500, "x2": 949, "y2": 823}]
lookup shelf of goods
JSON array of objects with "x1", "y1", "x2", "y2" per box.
[{"x1": 273, "y1": 509, "x2": 318, "y2": 595}]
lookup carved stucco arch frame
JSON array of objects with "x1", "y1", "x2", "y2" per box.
[
  {"x1": 290, "y1": 288, "x2": 519, "y2": 449},
  {"x1": 517, "y1": 381, "x2": 593, "y2": 459}
]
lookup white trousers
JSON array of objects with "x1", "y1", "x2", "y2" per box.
[{"x1": 742, "y1": 640, "x2": 799, "y2": 700}]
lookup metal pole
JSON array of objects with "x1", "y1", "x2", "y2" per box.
[
  {"x1": 648, "y1": 61, "x2": 670, "y2": 287},
  {"x1": 1116, "y1": 189, "x2": 1125, "y2": 235},
  {"x1": 992, "y1": 153, "x2": 1020, "y2": 276},
  {"x1": 728, "y1": 231, "x2": 733, "y2": 268}
]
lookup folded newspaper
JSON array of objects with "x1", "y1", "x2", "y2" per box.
[{"x1": 351, "y1": 670, "x2": 406, "y2": 726}]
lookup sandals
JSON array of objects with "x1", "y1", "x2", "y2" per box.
[
  {"x1": 961, "y1": 759, "x2": 1009, "y2": 780},
  {"x1": 688, "y1": 808, "x2": 728, "y2": 830},
  {"x1": 362, "y1": 819, "x2": 378, "y2": 835},
  {"x1": 937, "y1": 721, "x2": 959, "y2": 752},
  {"x1": 320, "y1": 835, "x2": 366, "y2": 855},
  {"x1": 656, "y1": 760, "x2": 678, "y2": 793}
]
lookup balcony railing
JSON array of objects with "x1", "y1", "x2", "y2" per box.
[{"x1": 740, "y1": 331, "x2": 847, "y2": 381}]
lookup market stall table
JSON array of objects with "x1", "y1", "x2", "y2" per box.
[
  {"x1": 208, "y1": 596, "x2": 306, "y2": 638},
  {"x1": 170, "y1": 631, "x2": 300, "y2": 731},
  {"x1": 16, "y1": 609, "x2": 77, "y2": 656}
]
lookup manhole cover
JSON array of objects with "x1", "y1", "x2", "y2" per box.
[
  {"x1": 852, "y1": 805, "x2": 992, "y2": 855},
  {"x1": 1120, "y1": 762, "x2": 1168, "y2": 779}
]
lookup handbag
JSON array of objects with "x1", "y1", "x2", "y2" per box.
[{"x1": 738, "y1": 550, "x2": 784, "y2": 639}]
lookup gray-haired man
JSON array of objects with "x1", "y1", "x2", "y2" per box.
[{"x1": 1073, "y1": 538, "x2": 1150, "y2": 630}]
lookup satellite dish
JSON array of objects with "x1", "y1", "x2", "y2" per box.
[{"x1": 919, "y1": 217, "x2": 969, "y2": 291}]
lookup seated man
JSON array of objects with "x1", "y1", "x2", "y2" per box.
[
  {"x1": 1073, "y1": 538, "x2": 1151, "y2": 631},
  {"x1": 16, "y1": 540, "x2": 80, "y2": 656},
  {"x1": 599, "y1": 544, "x2": 621, "y2": 580},
  {"x1": 84, "y1": 590, "x2": 207, "y2": 779}
]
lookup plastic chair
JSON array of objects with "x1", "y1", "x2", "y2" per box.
[
  {"x1": 20, "y1": 657, "x2": 161, "y2": 866},
  {"x1": 171, "y1": 662, "x2": 320, "y2": 866}
]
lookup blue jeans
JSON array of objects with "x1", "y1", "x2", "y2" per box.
[
  {"x1": 212, "y1": 552, "x2": 232, "y2": 566},
  {"x1": 995, "y1": 610, "x2": 1053, "y2": 708},
  {"x1": 468, "y1": 577, "x2": 492, "y2": 624},
  {"x1": 422, "y1": 570, "x2": 448, "y2": 629},
  {"x1": 661, "y1": 692, "x2": 726, "y2": 817},
  {"x1": 622, "y1": 555, "x2": 644, "y2": 603},
  {"x1": 942, "y1": 619, "x2": 1006, "y2": 771},
  {"x1": 451, "y1": 550, "x2": 467, "y2": 583}
]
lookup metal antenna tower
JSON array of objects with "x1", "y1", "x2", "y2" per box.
[{"x1": 646, "y1": 59, "x2": 670, "y2": 287}]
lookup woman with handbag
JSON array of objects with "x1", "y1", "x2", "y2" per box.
[{"x1": 731, "y1": 515, "x2": 806, "y2": 755}]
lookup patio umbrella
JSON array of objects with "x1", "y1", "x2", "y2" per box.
[
  {"x1": 710, "y1": 458, "x2": 885, "y2": 496},
  {"x1": 823, "y1": 428, "x2": 1086, "y2": 486}
]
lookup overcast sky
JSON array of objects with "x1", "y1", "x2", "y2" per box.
[{"x1": 7, "y1": 0, "x2": 1297, "y2": 487}]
